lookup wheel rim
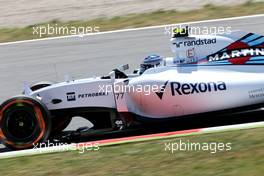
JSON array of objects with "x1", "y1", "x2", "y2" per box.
[{"x1": 4, "y1": 107, "x2": 38, "y2": 141}]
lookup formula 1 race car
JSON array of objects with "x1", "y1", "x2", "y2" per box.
[{"x1": 1, "y1": 29, "x2": 264, "y2": 149}]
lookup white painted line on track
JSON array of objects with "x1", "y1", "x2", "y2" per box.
[
  {"x1": 201, "y1": 121, "x2": 264, "y2": 133},
  {"x1": 0, "y1": 14, "x2": 263, "y2": 46},
  {"x1": 0, "y1": 144, "x2": 78, "y2": 159}
]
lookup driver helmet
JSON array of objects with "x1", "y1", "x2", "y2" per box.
[{"x1": 139, "y1": 54, "x2": 163, "y2": 74}]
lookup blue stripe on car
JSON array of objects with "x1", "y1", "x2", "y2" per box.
[
  {"x1": 248, "y1": 37, "x2": 264, "y2": 46},
  {"x1": 249, "y1": 56, "x2": 264, "y2": 61},
  {"x1": 241, "y1": 34, "x2": 261, "y2": 43}
]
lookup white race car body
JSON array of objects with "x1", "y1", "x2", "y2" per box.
[
  {"x1": 29, "y1": 31, "x2": 264, "y2": 120},
  {"x1": 30, "y1": 64, "x2": 264, "y2": 120}
]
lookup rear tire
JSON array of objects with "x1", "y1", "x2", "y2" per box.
[{"x1": 0, "y1": 96, "x2": 51, "y2": 150}]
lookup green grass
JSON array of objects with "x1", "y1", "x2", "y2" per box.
[
  {"x1": 0, "y1": 127, "x2": 263, "y2": 176},
  {"x1": 0, "y1": 1, "x2": 264, "y2": 43}
]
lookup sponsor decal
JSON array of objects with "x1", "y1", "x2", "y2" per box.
[
  {"x1": 186, "y1": 48, "x2": 195, "y2": 59},
  {"x1": 173, "y1": 38, "x2": 216, "y2": 48},
  {"x1": 66, "y1": 92, "x2": 108, "y2": 101},
  {"x1": 78, "y1": 92, "x2": 108, "y2": 98},
  {"x1": 208, "y1": 48, "x2": 264, "y2": 62},
  {"x1": 171, "y1": 81, "x2": 227, "y2": 96},
  {"x1": 66, "y1": 92, "x2": 76, "y2": 101},
  {"x1": 248, "y1": 88, "x2": 264, "y2": 99},
  {"x1": 155, "y1": 81, "x2": 169, "y2": 100}
]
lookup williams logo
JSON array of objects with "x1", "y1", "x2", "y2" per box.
[
  {"x1": 155, "y1": 81, "x2": 169, "y2": 100},
  {"x1": 173, "y1": 38, "x2": 216, "y2": 48},
  {"x1": 66, "y1": 92, "x2": 76, "y2": 101},
  {"x1": 171, "y1": 81, "x2": 227, "y2": 95}
]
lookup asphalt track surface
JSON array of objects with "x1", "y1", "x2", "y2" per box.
[{"x1": 0, "y1": 15, "x2": 264, "y2": 151}]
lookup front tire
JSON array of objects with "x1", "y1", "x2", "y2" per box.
[{"x1": 0, "y1": 96, "x2": 51, "y2": 150}]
